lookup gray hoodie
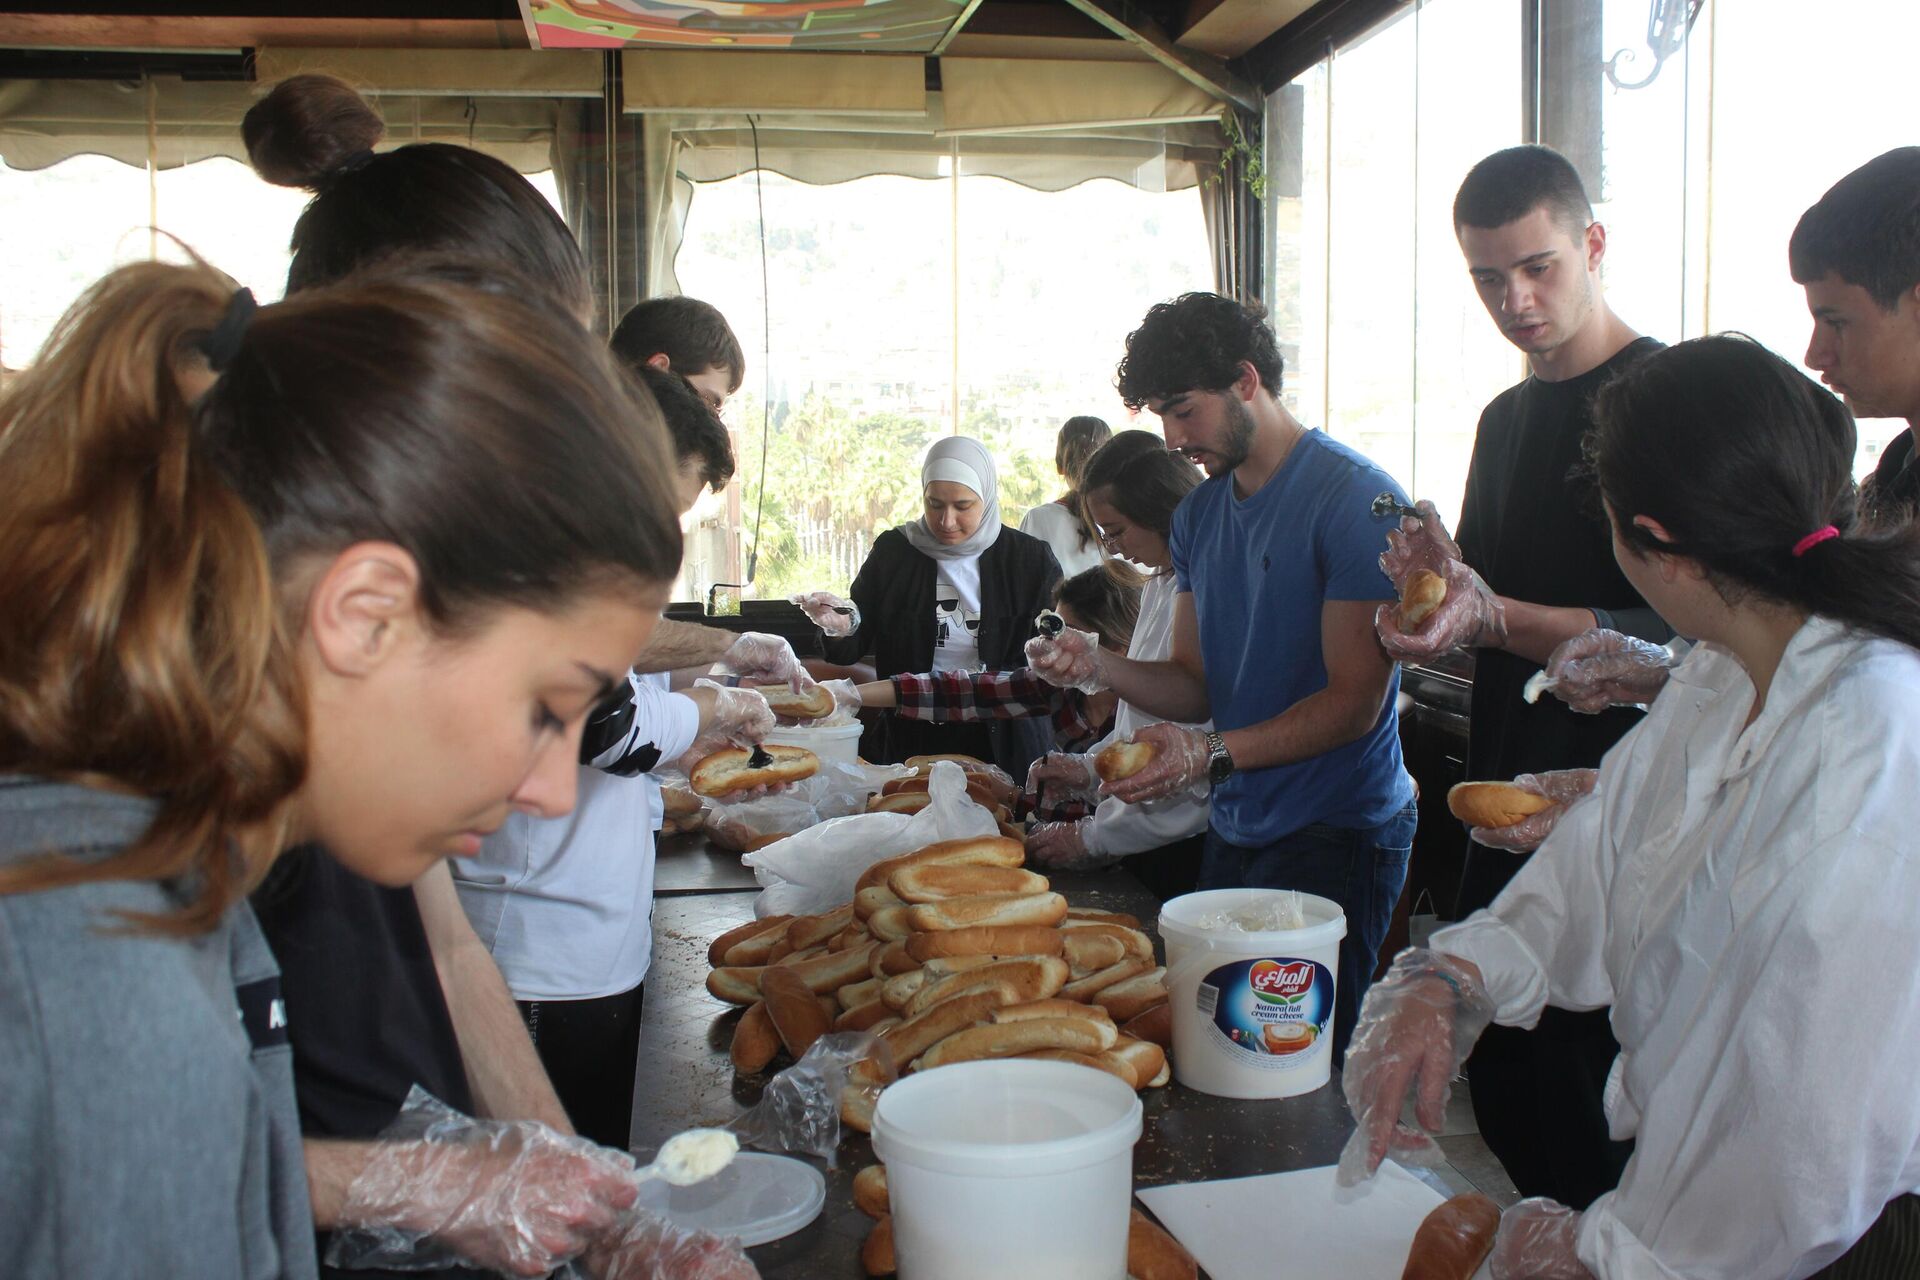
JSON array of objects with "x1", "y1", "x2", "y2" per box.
[{"x1": 0, "y1": 777, "x2": 316, "y2": 1279}]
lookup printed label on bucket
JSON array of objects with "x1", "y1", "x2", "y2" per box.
[{"x1": 1194, "y1": 957, "x2": 1334, "y2": 1070}]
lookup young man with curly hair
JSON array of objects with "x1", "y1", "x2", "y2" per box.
[{"x1": 1028, "y1": 290, "x2": 1416, "y2": 1061}]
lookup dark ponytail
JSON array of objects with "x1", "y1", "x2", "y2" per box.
[
  {"x1": 1054, "y1": 415, "x2": 1112, "y2": 549},
  {"x1": 244, "y1": 74, "x2": 590, "y2": 318},
  {"x1": 1590, "y1": 333, "x2": 1920, "y2": 650}
]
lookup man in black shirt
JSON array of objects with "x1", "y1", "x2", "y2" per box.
[
  {"x1": 1376, "y1": 146, "x2": 1670, "y2": 1209},
  {"x1": 1791, "y1": 147, "x2": 1920, "y2": 522}
]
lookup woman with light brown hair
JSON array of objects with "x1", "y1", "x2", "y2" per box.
[
  {"x1": 1020, "y1": 414, "x2": 1113, "y2": 576},
  {"x1": 0, "y1": 257, "x2": 752, "y2": 1277}
]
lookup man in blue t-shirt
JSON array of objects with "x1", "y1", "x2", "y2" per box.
[{"x1": 1028, "y1": 291, "x2": 1416, "y2": 1060}]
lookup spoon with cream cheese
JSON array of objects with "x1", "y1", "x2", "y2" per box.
[{"x1": 633, "y1": 1127, "x2": 740, "y2": 1187}]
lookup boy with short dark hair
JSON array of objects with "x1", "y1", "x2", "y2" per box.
[{"x1": 610, "y1": 295, "x2": 745, "y2": 413}]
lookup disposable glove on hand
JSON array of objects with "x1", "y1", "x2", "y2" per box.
[
  {"x1": 1543, "y1": 628, "x2": 1677, "y2": 713},
  {"x1": 818, "y1": 677, "x2": 862, "y2": 717},
  {"x1": 334, "y1": 1114, "x2": 640, "y2": 1278},
  {"x1": 1023, "y1": 624, "x2": 1109, "y2": 694},
  {"x1": 576, "y1": 1207, "x2": 761, "y2": 1280},
  {"x1": 1100, "y1": 722, "x2": 1210, "y2": 805},
  {"x1": 1470, "y1": 769, "x2": 1598, "y2": 852},
  {"x1": 717, "y1": 632, "x2": 810, "y2": 692},
  {"x1": 1374, "y1": 502, "x2": 1509, "y2": 660},
  {"x1": 1336, "y1": 948, "x2": 1497, "y2": 1187},
  {"x1": 1025, "y1": 818, "x2": 1115, "y2": 871},
  {"x1": 1489, "y1": 1199, "x2": 1593, "y2": 1280},
  {"x1": 698, "y1": 680, "x2": 777, "y2": 746},
  {"x1": 1024, "y1": 751, "x2": 1099, "y2": 811},
  {"x1": 790, "y1": 591, "x2": 860, "y2": 638}
]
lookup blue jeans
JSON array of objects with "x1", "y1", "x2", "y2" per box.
[{"x1": 1197, "y1": 799, "x2": 1417, "y2": 1064}]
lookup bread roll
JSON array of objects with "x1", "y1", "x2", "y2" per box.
[
  {"x1": 865, "y1": 906, "x2": 913, "y2": 943},
  {"x1": 662, "y1": 784, "x2": 703, "y2": 818},
  {"x1": 1401, "y1": 1193, "x2": 1501, "y2": 1280},
  {"x1": 1063, "y1": 955, "x2": 1153, "y2": 1002},
  {"x1": 1109, "y1": 1037, "x2": 1167, "y2": 1090},
  {"x1": 706, "y1": 966, "x2": 765, "y2": 1005},
  {"x1": 1398, "y1": 568, "x2": 1448, "y2": 630},
  {"x1": 906, "y1": 891, "x2": 1069, "y2": 932},
  {"x1": 906, "y1": 925, "x2": 1064, "y2": 963},
  {"x1": 1121, "y1": 1002, "x2": 1172, "y2": 1049},
  {"x1": 861, "y1": 1214, "x2": 895, "y2": 1276},
  {"x1": 829, "y1": 922, "x2": 873, "y2": 953},
  {"x1": 1064, "y1": 907, "x2": 1142, "y2": 929},
  {"x1": 880, "y1": 990, "x2": 1004, "y2": 1066},
  {"x1": 920, "y1": 954, "x2": 1000, "y2": 977},
  {"x1": 1062, "y1": 930, "x2": 1127, "y2": 974},
  {"x1": 903, "y1": 956, "x2": 1069, "y2": 1018},
  {"x1": 1128, "y1": 1207, "x2": 1198, "y2": 1280},
  {"x1": 998, "y1": 819, "x2": 1028, "y2": 844},
  {"x1": 904, "y1": 753, "x2": 988, "y2": 771},
  {"x1": 770, "y1": 944, "x2": 826, "y2": 969},
  {"x1": 787, "y1": 904, "x2": 857, "y2": 952},
  {"x1": 785, "y1": 941, "x2": 879, "y2": 994},
  {"x1": 1020, "y1": 1048, "x2": 1134, "y2": 1085},
  {"x1": 1057, "y1": 921, "x2": 1155, "y2": 961},
  {"x1": 879, "y1": 775, "x2": 1001, "y2": 807},
  {"x1": 872, "y1": 939, "x2": 918, "y2": 977},
  {"x1": 916, "y1": 1017, "x2": 1114, "y2": 1069},
  {"x1": 888, "y1": 864, "x2": 1049, "y2": 903},
  {"x1": 866, "y1": 791, "x2": 932, "y2": 815},
  {"x1": 838, "y1": 976, "x2": 884, "y2": 1010},
  {"x1": 855, "y1": 884, "x2": 906, "y2": 921},
  {"x1": 1093, "y1": 967, "x2": 1169, "y2": 1022},
  {"x1": 840, "y1": 1083, "x2": 882, "y2": 1134},
  {"x1": 853, "y1": 1164, "x2": 890, "y2": 1219},
  {"x1": 754, "y1": 682, "x2": 836, "y2": 720},
  {"x1": 1095, "y1": 739, "x2": 1160, "y2": 783},
  {"x1": 690, "y1": 744, "x2": 820, "y2": 797},
  {"x1": 761, "y1": 966, "x2": 830, "y2": 1058},
  {"x1": 879, "y1": 969, "x2": 929, "y2": 1013},
  {"x1": 855, "y1": 835, "x2": 1025, "y2": 893},
  {"x1": 708, "y1": 915, "x2": 792, "y2": 967},
  {"x1": 989, "y1": 998, "x2": 1117, "y2": 1043},
  {"x1": 1446, "y1": 780, "x2": 1554, "y2": 828},
  {"x1": 729, "y1": 1000, "x2": 780, "y2": 1074},
  {"x1": 834, "y1": 998, "x2": 898, "y2": 1034}
]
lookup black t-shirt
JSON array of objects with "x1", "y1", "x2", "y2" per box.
[
  {"x1": 251, "y1": 847, "x2": 481, "y2": 1280},
  {"x1": 1868, "y1": 430, "x2": 1920, "y2": 523},
  {"x1": 1452, "y1": 337, "x2": 1668, "y2": 916}
]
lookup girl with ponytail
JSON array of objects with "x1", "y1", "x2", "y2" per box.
[
  {"x1": 1341, "y1": 335, "x2": 1920, "y2": 1277},
  {"x1": 1020, "y1": 414, "x2": 1114, "y2": 576},
  {"x1": 0, "y1": 256, "x2": 720, "y2": 1277}
]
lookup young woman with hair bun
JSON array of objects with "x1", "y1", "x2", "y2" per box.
[
  {"x1": 0, "y1": 257, "x2": 753, "y2": 1277},
  {"x1": 1341, "y1": 335, "x2": 1920, "y2": 1278},
  {"x1": 1020, "y1": 414, "x2": 1114, "y2": 576}
]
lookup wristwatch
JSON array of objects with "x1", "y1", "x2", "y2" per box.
[{"x1": 1203, "y1": 731, "x2": 1234, "y2": 786}]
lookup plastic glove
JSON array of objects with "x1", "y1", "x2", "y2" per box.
[
  {"x1": 1470, "y1": 769, "x2": 1598, "y2": 852},
  {"x1": 1100, "y1": 721, "x2": 1209, "y2": 805},
  {"x1": 1023, "y1": 624, "x2": 1110, "y2": 694},
  {"x1": 1374, "y1": 503, "x2": 1509, "y2": 661},
  {"x1": 790, "y1": 591, "x2": 860, "y2": 638},
  {"x1": 696, "y1": 679, "x2": 776, "y2": 746},
  {"x1": 1544, "y1": 628, "x2": 1677, "y2": 713},
  {"x1": 1024, "y1": 751, "x2": 1099, "y2": 812},
  {"x1": 576, "y1": 1209, "x2": 760, "y2": 1280},
  {"x1": 1489, "y1": 1199, "x2": 1593, "y2": 1280},
  {"x1": 1336, "y1": 948, "x2": 1497, "y2": 1187},
  {"x1": 1026, "y1": 818, "x2": 1115, "y2": 871},
  {"x1": 818, "y1": 677, "x2": 862, "y2": 717},
  {"x1": 331, "y1": 1109, "x2": 640, "y2": 1278},
  {"x1": 716, "y1": 632, "x2": 809, "y2": 691}
]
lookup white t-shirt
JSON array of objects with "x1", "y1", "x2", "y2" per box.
[
  {"x1": 451, "y1": 671, "x2": 701, "y2": 1001},
  {"x1": 1019, "y1": 501, "x2": 1103, "y2": 578},
  {"x1": 931, "y1": 553, "x2": 985, "y2": 674},
  {"x1": 1434, "y1": 617, "x2": 1920, "y2": 1278}
]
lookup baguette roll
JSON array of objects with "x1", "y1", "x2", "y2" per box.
[
  {"x1": 690, "y1": 743, "x2": 820, "y2": 797},
  {"x1": 906, "y1": 890, "x2": 1069, "y2": 932},
  {"x1": 787, "y1": 941, "x2": 880, "y2": 994},
  {"x1": 869, "y1": 1015, "x2": 901, "y2": 1036},
  {"x1": 887, "y1": 863, "x2": 1049, "y2": 903},
  {"x1": 904, "y1": 956, "x2": 1069, "y2": 1018},
  {"x1": 855, "y1": 836, "x2": 1025, "y2": 892},
  {"x1": 1064, "y1": 907, "x2": 1142, "y2": 929},
  {"x1": 1062, "y1": 931, "x2": 1128, "y2": 974},
  {"x1": 861, "y1": 1215, "x2": 895, "y2": 1277},
  {"x1": 854, "y1": 884, "x2": 906, "y2": 921},
  {"x1": 1446, "y1": 780, "x2": 1554, "y2": 829},
  {"x1": 1128, "y1": 1207, "x2": 1198, "y2": 1280},
  {"x1": 1020, "y1": 1048, "x2": 1134, "y2": 1086},
  {"x1": 920, "y1": 954, "x2": 1001, "y2": 977},
  {"x1": 706, "y1": 966, "x2": 764, "y2": 1005},
  {"x1": 1062, "y1": 955, "x2": 1153, "y2": 1002},
  {"x1": 903, "y1": 753, "x2": 987, "y2": 771},
  {"x1": 787, "y1": 904, "x2": 857, "y2": 952},
  {"x1": 1094, "y1": 739, "x2": 1159, "y2": 783},
  {"x1": 1401, "y1": 1193, "x2": 1502, "y2": 1280},
  {"x1": 840, "y1": 1083, "x2": 882, "y2": 1135},
  {"x1": 761, "y1": 965, "x2": 830, "y2": 1058},
  {"x1": 1056, "y1": 921, "x2": 1154, "y2": 960},
  {"x1": 829, "y1": 922, "x2": 873, "y2": 952},
  {"x1": 834, "y1": 998, "x2": 898, "y2": 1034},
  {"x1": 728, "y1": 1001, "x2": 780, "y2": 1074},
  {"x1": 1092, "y1": 967, "x2": 1169, "y2": 1022},
  {"x1": 878, "y1": 775, "x2": 1001, "y2": 809},
  {"x1": 837, "y1": 976, "x2": 884, "y2": 1010},
  {"x1": 916, "y1": 1017, "x2": 1114, "y2": 1070},
  {"x1": 872, "y1": 939, "x2": 918, "y2": 977},
  {"x1": 906, "y1": 925, "x2": 1063, "y2": 962},
  {"x1": 866, "y1": 791, "x2": 931, "y2": 815},
  {"x1": 661, "y1": 784, "x2": 703, "y2": 818},
  {"x1": 879, "y1": 990, "x2": 1003, "y2": 1067},
  {"x1": 879, "y1": 968, "x2": 929, "y2": 1012},
  {"x1": 1109, "y1": 1037, "x2": 1167, "y2": 1090},
  {"x1": 853, "y1": 1164, "x2": 890, "y2": 1219},
  {"x1": 770, "y1": 944, "x2": 827, "y2": 969},
  {"x1": 754, "y1": 681, "x2": 836, "y2": 721},
  {"x1": 709, "y1": 915, "x2": 792, "y2": 967},
  {"x1": 1120, "y1": 1002, "x2": 1173, "y2": 1050},
  {"x1": 866, "y1": 906, "x2": 916, "y2": 942},
  {"x1": 989, "y1": 998, "x2": 1116, "y2": 1036}
]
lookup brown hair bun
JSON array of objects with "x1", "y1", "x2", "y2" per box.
[{"x1": 243, "y1": 74, "x2": 386, "y2": 190}]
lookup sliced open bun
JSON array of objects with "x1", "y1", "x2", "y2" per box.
[
  {"x1": 690, "y1": 744, "x2": 820, "y2": 797},
  {"x1": 1095, "y1": 739, "x2": 1159, "y2": 783},
  {"x1": 1446, "y1": 780, "x2": 1553, "y2": 828},
  {"x1": 1400, "y1": 569, "x2": 1447, "y2": 630}
]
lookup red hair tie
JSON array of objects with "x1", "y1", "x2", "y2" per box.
[{"x1": 1791, "y1": 525, "x2": 1839, "y2": 557}]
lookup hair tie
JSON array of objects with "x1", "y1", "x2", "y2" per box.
[
  {"x1": 332, "y1": 148, "x2": 377, "y2": 177},
  {"x1": 202, "y1": 288, "x2": 258, "y2": 373},
  {"x1": 1791, "y1": 525, "x2": 1839, "y2": 557}
]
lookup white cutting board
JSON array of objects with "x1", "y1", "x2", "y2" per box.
[{"x1": 1137, "y1": 1162, "x2": 1472, "y2": 1280}]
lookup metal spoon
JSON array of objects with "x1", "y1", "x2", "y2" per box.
[
  {"x1": 632, "y1": 1127, "x2": 740, "y2": 1187},
  {"x1": 1371, "y1": 491, "x2": 1422, "y2": 521},
  {"x1": 1034, "y1": 609, "x2": 1066, "y2": 638}
]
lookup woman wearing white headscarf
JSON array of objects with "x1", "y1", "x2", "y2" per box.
[{"x1": 804, "y1": 436, "x2": 1063, "y2": 771}]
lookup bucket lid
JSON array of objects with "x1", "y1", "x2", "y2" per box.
[
  {"x1": 629, "y1": 1151, "x2": 825, "y2": 1247},
  {"x1": 872, "y1": 1060, "x2": 1143, "y2": 1178},
  {"x1": 1158, "y1": 888, "x2": 1348, "y2": 954}
]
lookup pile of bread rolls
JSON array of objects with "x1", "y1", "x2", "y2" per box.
[
  {"x1": 703, "y1": 831, "x2": 1172, "y2": 1098},
  {"x1": 659, "y1": 782, "x2": 706, "y2": 837},
  {"x1": 852, "y1": 1165, "x2": 1197, "y2": 1279}
]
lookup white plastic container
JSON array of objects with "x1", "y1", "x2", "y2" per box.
[
  {"x1": 1158, "y1": 888, "x2": 1347, "y2": 1099},
  {"x1": 871, "y1": 1060, "x2": 1142, "y2": 1279},
  {"x1": 764, "y1": 719, "x2": 864, "y2": 768}
]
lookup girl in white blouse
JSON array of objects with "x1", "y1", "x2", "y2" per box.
[{"x1": 1341, "y1": 335, "x2": 1920, "y2": 1279}]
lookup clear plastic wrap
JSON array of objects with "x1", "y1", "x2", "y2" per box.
[{"x1": 727, "y1": 1031, "x2": 880, "y2": 1168}]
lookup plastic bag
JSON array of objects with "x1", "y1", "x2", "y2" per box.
[
  {"x1": 727, "y1": 1031, "x2": 879, "y2": 1168},
  {"x1": 742, "y1": 762, "x2": 1001, "y2": 917}
]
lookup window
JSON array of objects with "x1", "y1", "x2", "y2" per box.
[{"x1": 673, "y1": 168, "x2": 1213, "y2": 601}]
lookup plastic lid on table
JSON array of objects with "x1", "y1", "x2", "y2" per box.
[{"x1": 630, "y1": 1151, "x2": 826, "y2": 1248}]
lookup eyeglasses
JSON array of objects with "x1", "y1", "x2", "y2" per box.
[{"x1": 1096, "y1": 526, "x2": 1125, "y2": 550}]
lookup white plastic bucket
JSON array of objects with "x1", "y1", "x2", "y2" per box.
[
  {"x1": 871, "y1": 1060, "x2": 1142, "y2": 1279},
  {"x1": 764, "y1": 720, "x2": 864, "y2": 768},
  {"x1": 1158, "y1": 889, "x2": 1347, "y2": 1099}
]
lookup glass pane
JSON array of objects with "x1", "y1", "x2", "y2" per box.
[
  {"x1": 0, "y1": 155, "x2": 151, "y2": 369},
  {"x1": 153, "y1": 156, "x2": 312, "y2": 301}
]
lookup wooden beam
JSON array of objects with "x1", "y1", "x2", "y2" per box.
[
  {"x1": 929, "y1": 0, "x2": 990, "y2": 57},
  {"x1": 1053, "y1": 0, "x2": 1261, "y2": 112},
  {"x1": 0, "y1": 15, "x2": 527, "y2": 50},
  {"x1": 1235, "y1": 0, "x2": 1408, "y2": 94}
]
